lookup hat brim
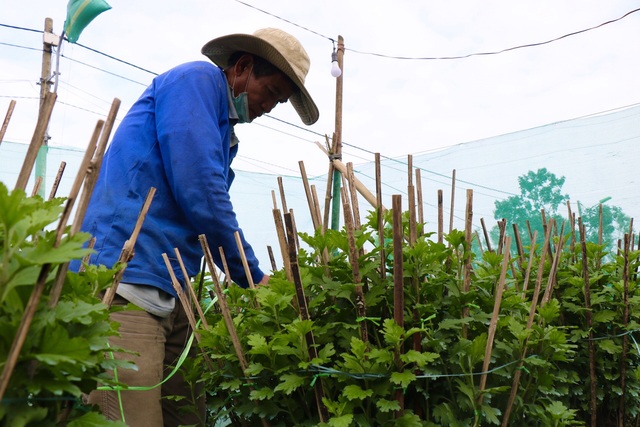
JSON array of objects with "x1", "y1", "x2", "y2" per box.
[{"x1": 202, "y1": 33, "x2": 319, "y2": 125}]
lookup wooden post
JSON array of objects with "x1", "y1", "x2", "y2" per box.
[
  {"x1": 35, "y1": 17, "x2": 56, "y2": 197},
  {"x1": 330, "y1": 35, "x2": 344, "y2": 231}
]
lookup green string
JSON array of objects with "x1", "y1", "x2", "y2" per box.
[{"x1": 95, "y1": 294, "x2": 218, "y2": 422}]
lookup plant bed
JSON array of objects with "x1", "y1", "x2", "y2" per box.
[{"x1": 197, "y1": 209, "x2": 640, "y2": 427}]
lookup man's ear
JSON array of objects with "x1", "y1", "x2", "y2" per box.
[{"x1": 233, "y1": 54, "x2": 254, "y2": 76}]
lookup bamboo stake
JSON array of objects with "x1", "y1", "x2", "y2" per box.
[
  {"x1": 71, "y1": 99, "x2": 121, "y2": 234},
  {"x1": 311, "y1": 185, "x2": 323, "y2": 232},
  {"x1": 392, "y1": 195, "x2": 404, "y2": 327},
  {"x1": 299, "y1": 161, "x2": 320, "y2": 230},
  {"x1": 322, "y1": 137, "x2": 335, "y2": 233},
  {"x1": 478, "y1": 236, "x2": 511, "y2": 405},
  {"x1": 567, "y1": 201, "x2": 576, "y2": 258},
  {"x1": 277, "y1": 176, "x2": 288, "y2": 213},
  {"x1": 48, "y1": 161, "x2": 66, "y2": 200},
  {"x1": 341, "y1": 186, "x2": 368, "y2": 343},
  {"x1": 78, "y1": 237, "x2": 96, "y2": 273},
  {"x1": 198, "y1": 236, "x2": 270, "y2": 427},
  {"x1": 448, "y1": 169, "x2": 456, "y2": 234},
  {"x1": 346, "y1": 162, "x2": 361, "y2": 230},
  {"x1": 161, "y1": 253, "x2": 214, "y2": 371},
  {"x1": 480, "y1": 218, "x2": 493, "y2": 253},
  {"x1": 289, "y1": 208, "x2": 301, "y2": 251},
  {"x1": 513, "y1": 223, "x2": 525, "y2": 273},
  {"x1": 218, "y1": 247, "x2": 235, "y2": 289},
  {"x1": 101, "y1": 187, "x2": 156, "y2": 307},
  {"x1": 437, "y1": 189, "x2": 443, "y2": 244},
  {"x1": 502, "y1": 229, "x2": 546, "y2": 426},
  {"x1": 283, "y1": 212, "x2": 329, "y2": 422},
  {"x1": 541, "y1": 220, "x2": 566, "y2": 307},
  {"x1": 15, "y1": 92, "x2": 56, "y2": 191},
  {"x1": 267, "y1": 245, "x2": 277, "y2": 272},
  {"x1": 408, "y1": 184, "x2": 417, "y2": 247},
  {"x1": 474, "y1": 231, "x2": 484, "y2": 255},
  {"x1": 462, "y1": 190, "x2": 473, "y2": 296},
  {"x1": 315, "y1": 141, "x2": 381, "y2": 210},
  {"x1": 173, "y1": 248, "x2": 210, "y2": 330},
  {"x1": 30, "y1": 176, "x2": 43, "y2": 197},
  {"x1": 234, "y1": 230, "x2": 256, "y2": 290},
  {"x1": 391, "y1": 194, "x2": 405, "y2": 416},
  {"x1": 272, "y1": 208, "x2": 292, "y2": 281},
  {"x1": 496, "y1": 219, "x2": 506, "y2": 255},
  {"x1": 375, "y1": 153, "x2": 386, "y2": 280},
  {"x1": 577, "y1": 219, "x2": 598, "y2": 427},
  {"x1": 618, "y1": 232, "x2": 630, "y2": 426},
  {"x1": 46, "y1": 121, "x2": 102, "y2": 305},
  {"x1": 415, "y1": 169, "x2": 424, "y2": 238},
  {"x1": 0, "y1": 99, "x2": 16, "y2": 145},
  {"x1": 520, "y1": 231, "x2": 539, "y2": 298}
]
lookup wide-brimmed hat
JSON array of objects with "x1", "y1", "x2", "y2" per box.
[{"x1": 202, "y1": 28, "x2": 319, "y2": 125}]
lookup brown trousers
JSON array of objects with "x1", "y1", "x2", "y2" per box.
[{"x1": 88, "y1": 295, "x2": 206, "y2": 426}]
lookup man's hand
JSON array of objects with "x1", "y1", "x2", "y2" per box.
[{"x1": 258, "y1": 274, "x2": 270, "y2": 286}]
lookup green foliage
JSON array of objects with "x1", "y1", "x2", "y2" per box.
[
  {"x1": 197, "y1": 206, "x2": 640, "y2": 426},
  {"x1": 0, "y1": 183, "x2": 128, "y2": 426}
]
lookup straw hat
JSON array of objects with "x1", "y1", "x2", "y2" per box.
[{"x1": 202, "y1": 28, "x2": 319, "y2": 125}]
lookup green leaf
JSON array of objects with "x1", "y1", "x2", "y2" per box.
[
  {"x1": 383, "y1": 318, "x2": 405, "y2": 346},
  {"x1": 274, "y1": 373, "x2": 305, "y2": 395},
  {"x1": 327, "y1": 414, "x2": 354, "y2": 427},
  {"x1": 250, "y1": 387, "x2": 275, "y2": 401},
  {"x1": 376, "y1": 398, "x2": 401, "y2": 413},
  {"x1": 480, "y1": 404, "x2": 501, "y2": 425},
  {"x1": 68, "y1": 410, "x2": 128, "y2": 426},
  {"x1": 400, "y1": 350, "x2": 439, "y2": 367},
  {"x1": 34, "y1": 326, "x2": 92, "y2": 366},
  {"x1": 247, "y1": 333, "x2": 269, "y2": 356},
  {"x1": 592, "y1": 310, "x2": 617, "y2": 324},
  {"x1": 342, "y1": 384, "x2": 373, "y2": 401},
  {"x1": 390, "y1": 370, "x2": 416, "y2": 388}
]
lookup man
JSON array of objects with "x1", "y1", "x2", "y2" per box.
[{"x1": 78, "y1": 28, "x2": 318, "y2": 426}]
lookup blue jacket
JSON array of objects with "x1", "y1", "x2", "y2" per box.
[{"x1": 77, "y1": 61, "x2": 264, "y2": 294}]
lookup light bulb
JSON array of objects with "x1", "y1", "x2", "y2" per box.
[{"x1": 330, "y1": 51, "x2": 342, "y2": 77}]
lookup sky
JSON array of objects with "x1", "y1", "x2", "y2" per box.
[{"x1": 2, "y1": 0, "x2": 640, "y2": 179}]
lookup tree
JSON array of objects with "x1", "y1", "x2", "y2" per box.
[
  {"x1": 490, "y1": 168, "x2": 568, "y2": 246},
  {"x1": 488, "y1": 168, "x2": 630, "y2": 251}
]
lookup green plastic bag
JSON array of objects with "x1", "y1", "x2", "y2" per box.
[{"x1": 64, "y1": 0, "x2": 111, "y2": 43}]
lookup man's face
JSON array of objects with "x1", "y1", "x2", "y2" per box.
[
  {"x1": 246, "y1": 72, "x2": 296, "y2": 122},
  {"x1": 233, "y1": 60, "x2": 296, "y2": 122}
]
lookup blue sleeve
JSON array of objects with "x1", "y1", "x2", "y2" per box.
[{"x1": 154, "y1": 63, "x2": 264, "y2": 287}]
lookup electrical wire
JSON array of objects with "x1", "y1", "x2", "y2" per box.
[{"x1": 230, "y1": 2, "x2": 640, "y2": 60}]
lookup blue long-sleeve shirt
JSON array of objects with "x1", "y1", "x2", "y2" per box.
[{"x1": 78, "y1": 61, "x2": 263, "y2": 294}]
